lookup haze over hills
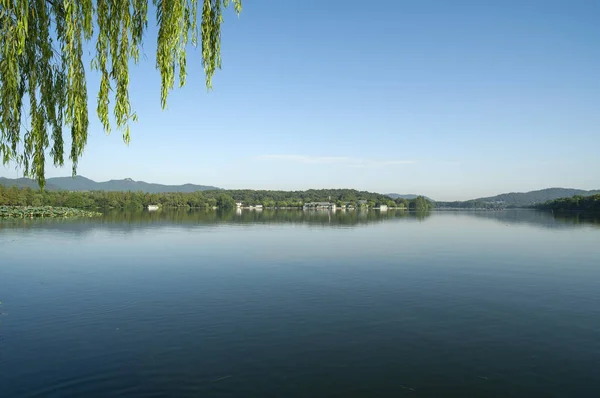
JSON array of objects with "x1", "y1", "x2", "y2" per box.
[
  {"x1": 0, "y1": 177, "x2": 63, "y2": 191},
  {"x1": 0, "y1": 176, "x2": 221, "y2": 193}
]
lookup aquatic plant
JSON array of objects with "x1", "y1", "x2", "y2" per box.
[{"x1": 0, "y1": 206, "x2": 101, "y2": 218}]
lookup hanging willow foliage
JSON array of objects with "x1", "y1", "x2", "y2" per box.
[{"x1": 0, "y1": 0, "x2": 241, "y2": 188}]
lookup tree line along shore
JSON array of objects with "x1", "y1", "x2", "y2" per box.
[
  {"x1": 534, "y1": 194, "x2": 600, "y2": 213},
  {"x1": 0, "y1": 186, "x2": 434, "y2": 214},
  {"x1": 2, "y1": 185, "x2": 596, "y2": 218}
]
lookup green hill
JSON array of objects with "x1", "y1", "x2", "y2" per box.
[
  {"x1": 434, "y1": 188, "x2": 600, "y2": 209},
  {"x1": 475, "y1": 188, "x2": 600, "y2": 207}
]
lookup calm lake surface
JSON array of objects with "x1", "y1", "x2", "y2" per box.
[{"x1": 1, "y1": 209, "x2": 599, "y2": 397}]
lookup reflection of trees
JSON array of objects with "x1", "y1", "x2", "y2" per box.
[
  {"x1": 3, "y1": 209, "x2": 599, "y2": 236},
  {"x1": 103, "y1": 208, "x2": 428, "y2": 227},
  {"x1": 415, "y1": 210, "x2": 431, "y2": 221},
  {"x1": 553, "y1": 212, "x2": 600, "y2": 226},
  {"x1": 0, "y1": 209, "x2": 432, "y2": 236}
]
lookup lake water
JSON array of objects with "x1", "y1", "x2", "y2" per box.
[{"x1": 1, "y1": 209, "x2": 599, "y2": 397}]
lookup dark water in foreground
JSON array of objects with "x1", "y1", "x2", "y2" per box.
[{"x1": 1, "y1": 209, "x2": 599, "y2": 397}]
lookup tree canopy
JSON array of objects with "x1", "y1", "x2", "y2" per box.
[
  {"x1": 0, "y1": 0, "x2": 242, "y2": 188},
  {"x1": 0, "y1": 185, "x2": 436, "y2": 211},
  {"x1": 535, "y1": 194, "x2": 600, "y2": 213}
]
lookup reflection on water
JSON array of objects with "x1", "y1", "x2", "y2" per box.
[
  {"x1": 0, "y1": 209, "x2": 431, "y2": 235},
  {"x1": 1, "y1": 208, "x2": 600, "y2": 397},
  {"x1": 1, "y1": 209, "x2": 598, "y2": 235},
  {"x1": 444, "y1": 209, "x2": 600, "y2": 229}
]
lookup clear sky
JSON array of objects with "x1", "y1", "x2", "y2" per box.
[{"x1": 2, "y1": 0, "x2": 599, "y2": 200}]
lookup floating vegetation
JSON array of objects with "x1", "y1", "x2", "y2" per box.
[{"x1": 0, "y1": 206, "x2": 102, "y2": 219}]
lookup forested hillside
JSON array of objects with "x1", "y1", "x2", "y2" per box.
[
  {"x1": 474, "y1": 188, "x2": 600, "y2": 206},
  {"x1": 436, "y1": 188, "x2": 600, "y2": 208}
]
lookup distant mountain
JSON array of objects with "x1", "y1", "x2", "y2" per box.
[
  {"x1": 0, "y1": 177, "x2": 62, "y2": 191},
  {"x1": 474, "y1": 188, "x2": 600, "y2": 207},
  {"x1": 0, "y1": 176, "x2": 221, "y2": 193},
  {"x1": 386, "y1": 193, "x2": 432, "y2": 201}
]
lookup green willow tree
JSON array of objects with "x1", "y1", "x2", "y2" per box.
[{"x1": 0, "y1": 0, "x2": 241, "y2": 188}]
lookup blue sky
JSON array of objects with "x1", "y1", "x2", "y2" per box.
[{"x1": 2, "y1": 0, "x2": 599, "y2": 200}]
